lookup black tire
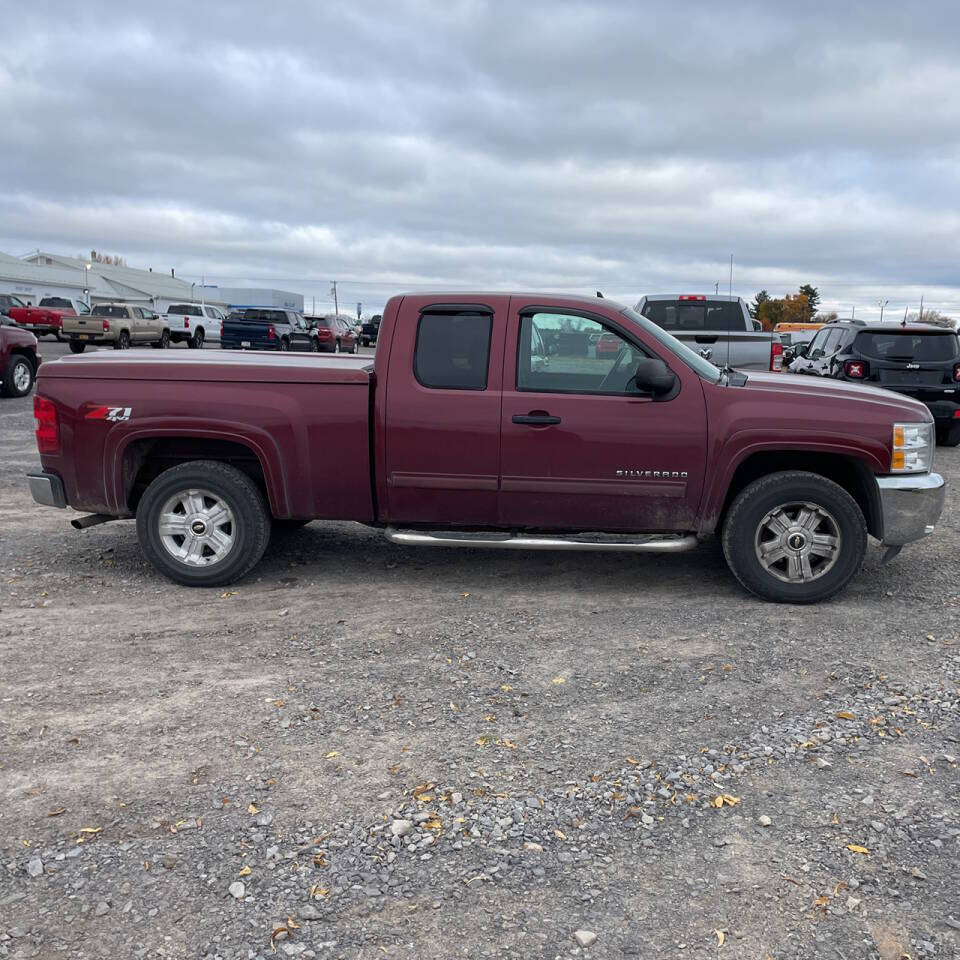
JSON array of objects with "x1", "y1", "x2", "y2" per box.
[
  {"x1": 136, "y1": 460, "x2": 271, "y2": 587},
  {"x1": 189, "y1": 328, "x2": 205, "y2": 349},
  {"x1": 114, "y1": 330, "x2": 131, "y2": 350},
  {"x1": 1, "y1": 354, "x2": 34, "y2": 398},
  {"x1": 279, "y1": 339, "x2": 289, "y2": 352},
  {"x1": 55, "y1": 331, "x2": 63, "y2": 342},
  {"x1": 936, "y1": 424, "x2": 960, "y2": 447},
  {"x1": 334, "y1": 340, "x2": 341, "y2": 354},
  {"x1": 310, "y1": 338, "x2": 319, "y2": 352},
  {"x1": 352, "y1": 340, "x2": 359, "y2": 354},
  {"x1": 153, "y1": 329, "x2": 170, "y2": 349},
  {"x1": 69, "y1": 341, "x2": 87, "y2": 354},
  {"x1": 721, "y1": 470, "x2": 867, "y2": 604}
]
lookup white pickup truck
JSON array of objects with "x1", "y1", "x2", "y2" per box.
[
  {"x1": 165, "y1": 303, "x2": 227, "y2": 349},
  {"x1": 636, "y1": 294, "x2": 783, "y2": 372}
]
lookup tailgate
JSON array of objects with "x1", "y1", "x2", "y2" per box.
[{"x1": 670, "y1": 331, "x2": 774, "y2": 369}]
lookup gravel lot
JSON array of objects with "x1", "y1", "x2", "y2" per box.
[{"x1": 1, "y1": 343, "x2": 958, "y2": 959}]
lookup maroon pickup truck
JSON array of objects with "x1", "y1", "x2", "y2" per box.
[{"x1": 26, "y1": 293, "x2": 945, "y2": 603}]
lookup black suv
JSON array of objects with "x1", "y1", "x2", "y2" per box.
[
  {"x1": 359, "y1": 314, "x2": 382, "y2": 347},
  {"x1": 789, "y1": 320, "x2": 960, "y2": 445}
]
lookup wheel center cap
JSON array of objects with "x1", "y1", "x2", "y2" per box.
[
  {"x1": 788, "y1": 532, "x2": 807, "y2": 550},
  {"x1": 190, "y1": 519, "x2": 207, "y2": 536}
]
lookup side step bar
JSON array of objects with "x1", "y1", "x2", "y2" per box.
[{"x1": 384, "y1": 527, "x2": 698, "y2": 553}]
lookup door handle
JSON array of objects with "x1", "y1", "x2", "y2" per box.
[
  {"x1": 512, "y1": 413, "x2": 561, "y2": 426},
  {"x1": 694, "y1": 335, "x2": 719, "y2": 344}
]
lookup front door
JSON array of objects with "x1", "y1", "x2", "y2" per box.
[
  {"x1": 383, "y1": 297, "x2": 508, "y2": 525},
  {"x1": 499, "y1": 302, "x2": 708, "y2": 532}
]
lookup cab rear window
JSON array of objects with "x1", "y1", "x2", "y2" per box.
[
  {"x1": 40, "y1": 297, "x2": 72, "y2": 308},
  {"x1": 854, "y1": 331, "x2": 959, "y2": 362},
  {"x1": 641, "y1": 299, "x2": 745, "y2": 332},
  {"x1": 91, "y1": 305, "x2": 128, "y2": 317},
  {"x1": 168, "y1": 304, "x2": 202, "y2": 316}
]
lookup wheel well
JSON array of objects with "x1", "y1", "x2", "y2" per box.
[
  {"x1": 718, "y1": 452, "x2": 882, "y2": 539},
  {"x1": 124, "y1": 438, "x2": 268, "y2": 513},
  {"x1": 9, "y1": 347, "x2": 37, "y2": 370}
]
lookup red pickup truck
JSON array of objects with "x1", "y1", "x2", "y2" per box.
[
  {"x1": 1, "y1": 321, "x2": 41, "y2": 397},
  {"x1": 9, "y1": 296, "x2": 90, "y2": 339},
  {"x1": 26, "y1": 293, "x2": 945, "y2": 603}
]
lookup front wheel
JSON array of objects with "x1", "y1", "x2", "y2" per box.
[
  {"x1": 1, "y1": 355, "x2": 34, "y2": 398},
  {"x1": 721, "y1": 471, "x2": 867, "y2": 604},
  {"x1": 351, "y1": 339, "x2": 359, "y2": 354},
  {"x1": 136, "y1": 460, "x2": 271, "y2": 586},
  {"x1": 334, "y1": 340, "x2": 341, "y2": 354},
  {"x1": 68, "y1": 341, "x2": 87, "y2": 354},
  {"x1": 310, "y1": 338, "x2": 319, "y2": 352},
  {"x1": 279, "y1": 339, "x2": 289, "y2": 352},
  {"x1": 153, "y1": 329, "x2": 170, "y2": 349},
  {"x1": 936, "y1": 424, "x2": 960, "y2": 447}
]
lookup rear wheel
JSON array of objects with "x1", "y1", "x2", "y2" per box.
[
  {"x1": 136, "y1": 460, "x2": 271, "y2": 586},
  {"x1": 310, "y1": 338, "x2": 319, "y2": 352},
  {"x1": 721, "y1": 471, "x2": 867, "y2": 604},
  {"x1": 189, "y1": 328, "x2": 205, "y2": 349},
  {"x1": 279, "y1": 339, "x2": 289, "y2": 352},
  {"x1": 1, "y1": 355, "x2": 34, "y2": 398},
  {"x1": 114, "y1": 330, "x2": 131, "y2": 350},
  {"x1": 68, "y1": 341, "x2": 87, "y2": 354}
]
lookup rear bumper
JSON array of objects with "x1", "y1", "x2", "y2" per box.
[
  {"x1": 876, "y1": 473, "x2": 945, "y2": 546},
  {"x1": 27, "y1": 471, "x2": 67, "y2": 509}
]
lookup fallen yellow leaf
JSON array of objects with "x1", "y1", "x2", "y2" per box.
[
  {"x1": 79, "y1": 827, "x2": 102, "y2": 834},
  {"x1": 835, "y1": 710, "x2": 856, "y2": 720},
  {"x1": 238, "y1": 865, "x2": 252, "y2": 877},
  {"x1": 714, "y1": 929, "x2": 725, "y2": 946},
  {"x1": 625, "y1": 757, "x2": 640, "y2": 766},
  {"x1": 846, "y1": 843, "x2": 870, "y2": 855},
  {"x1": 551, "y1": 676, "x2": 566, "y2": 685},
  {"x1": 248, "y1": 803, "x2": 260, "y2": 815},
  {"x1": 325, "y1": 751, "x2": 339, "y2": 759}
]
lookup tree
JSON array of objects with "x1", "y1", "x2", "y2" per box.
[
  {"x1": 749, "y1": 290, "x2": 771, "y2": 320},
  {"x1": 798, "y1": 284, "x2": 819, "y2": 319},
  {"x1": 89, "y1": 249, "x2": 127, "y2": 267},
  {"x1": 905, "y1": 309, "x2": 955, "y2": 329},
  {"x1": 755, "y1": 292, "x2": 810, "y2": 331},
  {"x1": 814, "y1": 311, "x2": 838, "y2": 323}
]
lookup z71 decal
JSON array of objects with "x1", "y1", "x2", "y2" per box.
[{"x1": 85, "y1": 405, "x2": 133, "y2": 422}]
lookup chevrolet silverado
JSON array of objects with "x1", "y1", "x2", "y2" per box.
[{"x1": 26, "y1": 293, "x2": 945, "y2": 603}]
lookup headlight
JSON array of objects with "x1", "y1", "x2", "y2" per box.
[{"x1": 891, "y1": 422, "x2": 933, "y2": 473}]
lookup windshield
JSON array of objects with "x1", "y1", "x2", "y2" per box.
[
  {"x1": 620, "y1": 307, "x2": 722, "y2": 382},
  {"x1": 855, "y1": 331, "x2": 959, "y2": 362}
]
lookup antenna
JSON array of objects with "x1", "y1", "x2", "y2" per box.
[
  {"x1": 728, "y1": 254, "x2": 733, "y2": 299},
  {"x1": 726, "y1": 254, "x2": 734, "y2": 371}
]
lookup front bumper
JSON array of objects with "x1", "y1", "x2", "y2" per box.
[
  {"x1": 27, "y1": 471, "x2": 67, "y2": 509},
  {"x1": 876, "y1": 473, "x2": 945, "y2": 546}
]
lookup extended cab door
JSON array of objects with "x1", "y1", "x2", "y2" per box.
[
  {"x1": 382, "y1": 297, "x2": 507, "y2": 525},
  {"x1": 499, "y1": 302, "x2": 708, "y2": 532}
]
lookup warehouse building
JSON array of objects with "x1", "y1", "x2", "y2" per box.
[{"x1": 200, "y1": 286, "x2": 304, "y2": 312}]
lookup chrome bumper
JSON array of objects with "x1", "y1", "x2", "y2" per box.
[
  {"x1": 876, "y1": 473, "x2": 945, "y2": 546},
  {"x1": 27, "y1": 471, "x2": 66, "y2": 509}
]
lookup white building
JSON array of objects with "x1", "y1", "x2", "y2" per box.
[
  {"x1": 18, "y1": 252, "x2": 226, "y2": 314},
  {"x1": 201, "y1": 286, "x2": 304, "y2": 312}
]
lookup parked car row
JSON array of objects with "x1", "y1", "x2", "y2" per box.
[{"x1": 785, "y1": 318, "x2": 960, "y2": 446}]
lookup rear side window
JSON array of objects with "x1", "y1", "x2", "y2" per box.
[
  {"x1": 855, "y1": 332, "x2": 959, "y2": 362},
  {"x1": 641, "y1": 299, "x2": 745, "y2": 332},
  {"x1": 414, "y1": 310, "x2": 493, "y2": 390}
]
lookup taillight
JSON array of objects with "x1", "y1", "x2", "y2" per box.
[
  {"x1": 317, "y1": 328, "x2": 332, "y2": 338},
  {"x1": 34, "y1": 395, "x2": 59, "y2": 453},
  {"x1": 770, "y1": 341, "x2": 784, "y2": 372},
  {"x1": 953, "y1": 363, "x2": 960, "y2": 382},
  {"x1": 102, "y1": 320, "x2": 109, "y2": 332},
  {"x1": 267, "y1": 325, "x2": 275, "y2": 340},
  {"x1": 184, "y1": 317, "x2": 190, "y2": 328},
  {"x1": 844, "y1": 360, "x2": 867, "y2": 379}
]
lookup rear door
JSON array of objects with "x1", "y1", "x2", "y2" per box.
[
  {"x1": 383, "y1": 298, "x2": 507, "y2": 525},
  {"x1": 499, "y1": 301, "x2": 708, "y2": 532}
]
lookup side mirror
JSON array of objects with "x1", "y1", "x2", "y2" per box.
[{"x1": 633, "y1": 358, "x2": 677, "y2": 396}]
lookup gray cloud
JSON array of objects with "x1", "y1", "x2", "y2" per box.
[{"x1": 3, "y1": 0, "x2": 960, "y2": 316}]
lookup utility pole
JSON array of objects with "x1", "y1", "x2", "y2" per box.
[
  {"x1": 714, "y1": 281, "x2": 719, "y2": 294},
  {"x1": 330, "y1": 281, "x2": 339, "y2": 316},
  {"x1": 728, "y1": 254, "x2": 733, "y2": 299},
  {"x1": 918, "y1": 294, "x2": 924, "y2": 322},
  {"x1": 312, "y1": 296, "x2": 315, "y2": 314},
  {"x1": 877, "y1": 298, "x2": 888, "y2": 323}
]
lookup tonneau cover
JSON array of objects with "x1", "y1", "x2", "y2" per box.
[{"x1": 38, "y1": 350, "x2": 373, "y2": 384}]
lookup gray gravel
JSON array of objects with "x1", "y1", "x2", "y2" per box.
[{"x1": 1, "y1": 355, "x2": 959, "y2": 959}]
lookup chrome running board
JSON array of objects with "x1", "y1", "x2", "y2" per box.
[{"x1": 384, "y1": 527, "x2": 697, "y2": 553}]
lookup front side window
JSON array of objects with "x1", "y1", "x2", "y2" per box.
[
  {"x1": 517, "y1": 312, "x2": 646, "y2": 394},
  {"x1": 414, "y1": 310, "x2": 493, "y2": 390},
  {"x1": 805, "y1": 329, "x2": 832, "y2": 358}
]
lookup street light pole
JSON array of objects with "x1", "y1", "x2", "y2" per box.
[{"x1": 84, "y1": 263, "x2": 91, "y2": 305}]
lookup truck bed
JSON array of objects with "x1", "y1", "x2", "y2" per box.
[{"x1": 41, "y1": 350, "x2": 372, "y2": 383}]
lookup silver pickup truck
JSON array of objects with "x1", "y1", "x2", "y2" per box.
[{"x1": 636, "y1": 294, "x2": 783, "y2": 372}]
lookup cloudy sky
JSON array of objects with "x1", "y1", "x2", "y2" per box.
[{"x1": 3, "y1": 0, "x2": 960, "y2": 317}]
